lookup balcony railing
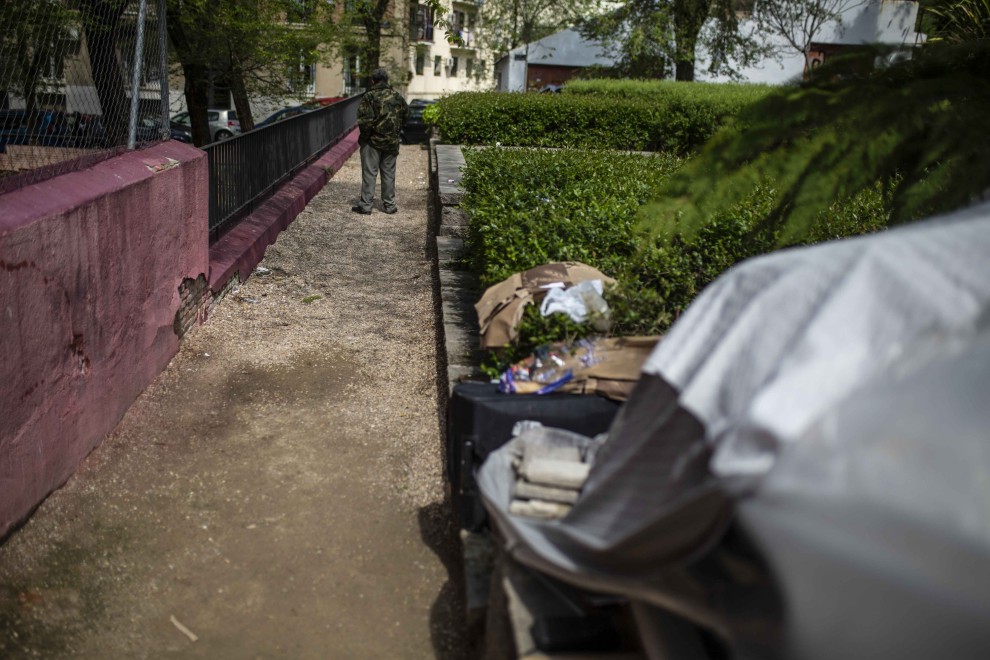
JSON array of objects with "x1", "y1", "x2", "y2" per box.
[
  {"x1": 452, "y1": 28, "x2": 475, "y2": 48},
  {"x1": 204, "y1": 95, "x2": 362, "y2": 237}
]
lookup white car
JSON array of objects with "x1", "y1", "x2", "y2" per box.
[{"x1": 170, "y1": 109, "x2": 241, "y2": 142}]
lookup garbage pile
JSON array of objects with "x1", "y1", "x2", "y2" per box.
[{"x1": 475, "y1": 201, "x2": 990, "y2": 658}]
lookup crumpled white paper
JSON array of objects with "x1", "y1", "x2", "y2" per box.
[{"x1": 539, "y1": 279, "x2": 610, "y2": 325}]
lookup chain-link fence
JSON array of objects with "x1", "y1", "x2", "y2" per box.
[{"x1": 0, "y1": 0, "x2": 169, "y2": 193}]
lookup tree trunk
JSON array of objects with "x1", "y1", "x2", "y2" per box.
[
  {"x1": 672, "y1": 0, "x2": 710, "y2": 82},
  {"x1": 360, "y1": 0, "x2": 390, "y2": 89},
  {"x1": 183, "y1": 64, "x2": 211, "y2": 146},
  {"x1": 362, "y1": 20, "x2": 383, "y2": 89},
  {"x1": 229, "y1": 64, "x2": 254, "y2": 131},
  {"x1": 81, "y1": 0, "x2": 128, "y2": 145},
  {"x1": 675, "y1": 59, "x2": 695, "y2": 81},
  {"x1": 166, "y1": 5, "x2": 212, "y2": 146}
]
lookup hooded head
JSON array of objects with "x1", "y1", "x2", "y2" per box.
[{"x1": 371, "y1": 68, "x2": 389, "y2": 85}]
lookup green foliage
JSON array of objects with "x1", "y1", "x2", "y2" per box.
[
  {"x1": 923, "y1": 0, "x2": 990, "y2": 43},
  {"x1": 576, "y1": 0, "x2": 767, "y2": 81},
  {"x1": 435, "y1": 89, "x2": 764, "y2": 153},
  {"x1": 421, "y1": 103, "x2": 440, "y2": 126},
  {"x1": 563, "y1": 78, "x2": 775, "y2": 104},
  {"x1": 481, "y1": 0, "x2": 602, "y2": 57},
  {"x1": 642, "y1": 40, "x2": 990, "y2": 243},
  {"x1": 462, "y1": 148, "x2": 681, "y2": 286},
  {"x1": 0, "y1": 0, "x2": 76, "y2": 110},
  {"x1": 462, "y1": 147, "x2": 890, "y2": 373}
]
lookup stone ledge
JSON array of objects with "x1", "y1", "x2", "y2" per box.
[
  {"x1": 442, "y1": 206, "x2": 470, "y2": 227},
  {"x1": 437, "y1": 236, "x2": 466, "y2": 265}
]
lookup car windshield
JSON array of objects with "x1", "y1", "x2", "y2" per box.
[{"x1": 172, "y1": 112, "x2": 190, "y2": 125}]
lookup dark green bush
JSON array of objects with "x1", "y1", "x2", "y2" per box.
[
  {"x1": 563, "y1": 78, "x2": 774, "y2": 106},
  {"x1": 462, "y1": 148, "x2": 681, "y2": 285},
  {"x1": 435, "y1": 89, "x2": 767, "y2": 154},
  {"x1": 461, "y1": 147, "x2": 890, "y2": 374}
]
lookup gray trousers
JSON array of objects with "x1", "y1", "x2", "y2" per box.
[{"x1": 358, "y1": 143, "x2": 398, "y2": 212}]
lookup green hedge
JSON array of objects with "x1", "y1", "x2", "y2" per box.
[
  {"x1": 461, "y1": 147, "x2": 890, "y2": 372},
  {"x1": 434, "y1": 89, "x2": 765, "y2": 154},
  {"x1": 564, "y1": 78, "x2": 774, "y2": 106}
]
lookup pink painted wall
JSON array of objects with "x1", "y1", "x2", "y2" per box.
[{"x1": 0, "y1": 142, "x2": 208, "y2": 537}]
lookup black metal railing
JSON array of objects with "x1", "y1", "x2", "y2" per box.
[{"x1": 205, "y1": 94, "x2": 362, "y2": 236}]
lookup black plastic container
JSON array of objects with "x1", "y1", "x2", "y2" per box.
[{"x1": 446, "y1": 382, "x2": 621, "y2": 530}]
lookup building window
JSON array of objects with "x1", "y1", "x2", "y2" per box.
[
  {"x1": 289, "y1": 59, "x2": 316, "y2": 96},
  {"x1": 344, "y1": 53, "x2": 363, "y2": 94},
  {"x1": 451, "y1": 10, "x2": 474, "y2": 46},
  {"x1": 410, "y1": 4, "x2": 435, "y2": 42},
  {"x1": 466, "y1": 59, "x2": 474, "y2": 77},
  {"x1": 415, "y1": 52, "x2": 425, "y2": 75},
  {"x1": 434, "y1": 55, "x2": 441, "y2": 76},
  {"x1": 449, "y1": 56, "x2": 458, "y2": 77}
]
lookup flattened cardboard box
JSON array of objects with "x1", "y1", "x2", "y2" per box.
[{"x1": 475, "y1": 262, "x2": 615, "y2": 348}]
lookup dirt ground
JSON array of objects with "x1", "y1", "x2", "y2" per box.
[{"x1": 0, "y1": 145, "x2": 469, "y2": 658}]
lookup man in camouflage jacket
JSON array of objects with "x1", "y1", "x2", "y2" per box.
[{"x1": 352, "y1": 68, "x2": 408, "y2": 215}]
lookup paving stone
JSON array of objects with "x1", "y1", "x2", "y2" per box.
[
  {"x1": 439, "y1": 223, "x2": 467, "y2": 238},
  {"x1": 444, "y1": 322, "x2": 481, "y2": 364},
  {"x1": 441, "y1": 300, "x2": 478, "y2": 330},
  {"x1": 436, "y1": 236, "x2": 465, "y2": 264},
  {"x1": 447, "y1": 365, "x2": 485, "y2": 393},
  {"x1": 439, "y1": 268, "x2": 475, "y2": 290},
  {"x1": 437, "y1": 145, "x2": 466, "y2": 206},
  {"x1": 441, "y1": 206, "x2": 469, "y2": 227}
]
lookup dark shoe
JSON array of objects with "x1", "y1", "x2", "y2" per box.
[
  {"x1": 383, "y1": 207, "x2": 398, "y2": 215},
  {"x1": 351, "y1": 205, "x2": 372, "y2": 215}
]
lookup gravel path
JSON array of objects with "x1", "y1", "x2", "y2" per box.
[{"x1": 0, "y1": 145, "x2": 468, "y2": 658}]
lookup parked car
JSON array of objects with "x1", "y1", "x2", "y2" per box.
[
  {"x1": 401, "y1": 99, "x2": 435, "y2": 144},
  {"x1": 0, "y1": 109, "x2": 74, "y2": 149},
  {"x1": 256, "y1": 105, "x2": 311, "y2": 128},
  {"x1": 136, "y1": 116, "x2": 192, "y2": 143},
  {"x1": 170, "y1": 109, "x2": 241, "y2": 142}
]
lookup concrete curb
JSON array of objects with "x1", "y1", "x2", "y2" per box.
[
  {"x1": 431, "y1": 144, "x2": 483, "y2": 395},
  {"x1": 208, "y1": 128, "x2": 360, "y2": 292},
  {"x1": 429, "y1": 141, "x2": 492, "y2": 644}
]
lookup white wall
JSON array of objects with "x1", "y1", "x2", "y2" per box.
[{"x1": 699, "y1": 0, "x2": 924, "y2": 85}]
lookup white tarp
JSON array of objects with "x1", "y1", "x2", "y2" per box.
[{"x1": 477, "y1": 200, "x2": 990, "y2": 643}]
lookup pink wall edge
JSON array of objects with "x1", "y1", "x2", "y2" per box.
[{"x1": 0, "y1": 142, "x2": 209, "y2": 537}]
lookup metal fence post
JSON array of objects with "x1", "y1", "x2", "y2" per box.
[
  {"x1": 127, "y1": 0, "x2": 149, "y2": 149},
  {"x1": 158, "y1": 0, "x2": 169, "y2": 140}
]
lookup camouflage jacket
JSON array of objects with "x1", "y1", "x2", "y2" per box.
[{"x1": 357, "y1": 82, "x2": 408, "y2": 154}]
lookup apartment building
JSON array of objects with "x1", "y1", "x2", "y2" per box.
[{"x1": 404, "y1": 0, "x2": 492, "y2": 100}]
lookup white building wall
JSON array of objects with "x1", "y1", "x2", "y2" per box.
[
  {"x1": 699, "y1": 0, "x2": 924, "y2": 85},
  {"x1": 405, "y1": 0, "x2": 494, "y2": 100},
  {"x1": 493, "y1": 28, "x2": 617, "y2": 92}
]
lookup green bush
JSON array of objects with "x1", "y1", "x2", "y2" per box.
[
  {"x1": 435, "y1": 89, "x2": 767, "y2": 154},
  {"x1": 461, "y1": 147, "x2": 890, "y2": 374},
  {"x1": 564, "y1": 78, "x2": 775, "y2": 107},
  {"x1": 462, "y1": 148, "x2": 681, "y2": 285}
]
